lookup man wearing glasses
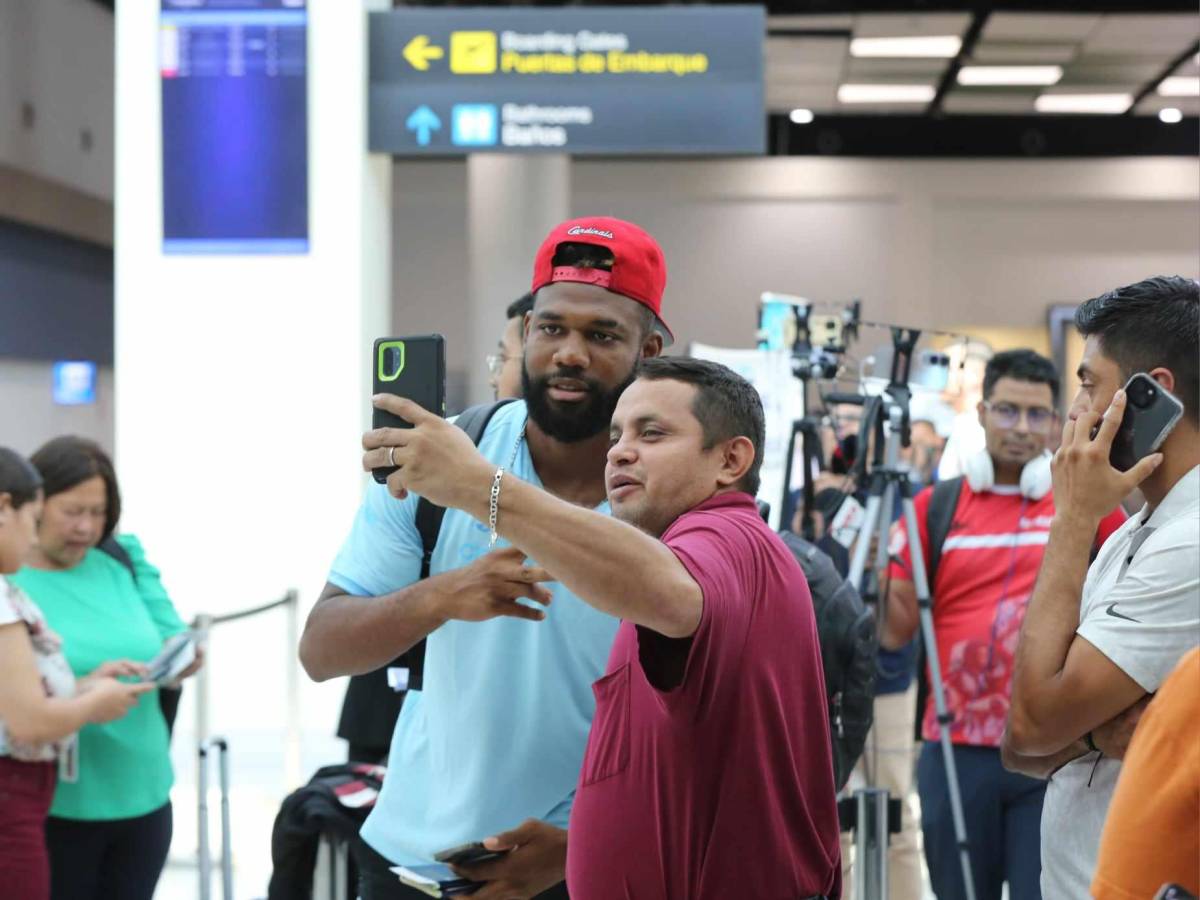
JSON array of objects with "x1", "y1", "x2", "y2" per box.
[
  {"x1": 880, "y1": 349, "x2": 1126, "y2": 900},
  {"x1": 488, "y1": 293, "x2": 534, "y2": 401}
]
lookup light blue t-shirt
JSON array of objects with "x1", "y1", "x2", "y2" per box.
[{"x1": 329, "y1": 401, "x2": 620, "y2": 865}]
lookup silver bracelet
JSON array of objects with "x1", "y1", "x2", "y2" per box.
[{"x1": 488, "y1": 467, "x2": 505, "y2": 548}]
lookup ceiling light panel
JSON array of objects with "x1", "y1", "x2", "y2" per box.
[
  {"x1": 958, "y1": 66, "x2": 1063, "y2": 86},
  {"x1": 838, "y1": 84, "x2": 937, "y2": 103},
  {"x1": 1158, "y1": 76, "x2": 1200, "y2": 97},
  {"x1": 850, "y1": 36, "x2": 962, "y2": 58},
  {"x1": 1034, "y1": 92, "x2": 1133, "y2": 114}
]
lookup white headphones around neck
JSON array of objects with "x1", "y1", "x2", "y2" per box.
[{"x1": 962, "y1": 449, "x2": 1053, "y2": 500}]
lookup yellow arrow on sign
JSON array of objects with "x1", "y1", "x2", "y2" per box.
[{"x1": 403, "y1": 35, "x2": 444, "y2": 71}]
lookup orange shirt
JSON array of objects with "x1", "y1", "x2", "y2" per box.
[{"x1": 1092, "y1": 647, "x2": 1200, "y2": 900}]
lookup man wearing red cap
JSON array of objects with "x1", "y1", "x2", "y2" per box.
[{"x1": 302, "y1": 218, "x2": 669, "y2": 899}]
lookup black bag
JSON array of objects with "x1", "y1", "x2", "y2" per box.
[
  {"x1": 336, "y1": 399, "x2": 516, "y2": 753},
  {"x1": 97, "y1": 535, "x2": 184, "y2": 738},
  {"x1": 267, "y1": 762, "x2": 385, "y2": 900},
  {"x1": 780, "y1": 531, "x2": 878, "y2": 792}
]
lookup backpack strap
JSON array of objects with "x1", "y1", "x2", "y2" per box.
[
  {"x1": 924, "y1": 475, "x2": 964, "y2": 597},
  {"x1": 415, "y1": 398, "x2": 517, "y2": 578},
  {"x1": 97, "y1": 535, "x2": 137, "y2": 581}
]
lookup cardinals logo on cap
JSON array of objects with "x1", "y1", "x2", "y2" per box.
[{"x1": 566, "y1": 225, "x2": 615, "y2": 240}]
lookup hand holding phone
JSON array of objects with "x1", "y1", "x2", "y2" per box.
[
  {"x1": 1097, "y1": 373, "x2": 1183, "y2": 472},
  {"x1": 1056, "y1": 376, "x2": 1172, "y2": 524},
  {"x1": 434, "y1": 841, "x2": 510, "y2": 867},
  {"x1": 372, "y1": 335, "x2": 446, "y2": 484}
]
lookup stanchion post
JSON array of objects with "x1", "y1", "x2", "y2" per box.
[
  {"x1": 194, "y1": 613, "x2": 213, "y2": 746},
  {"x1": 284, "y1": 589, "x2": 302, "y2": 787},
  {"x1": 852, "y1": 787, "x2": 889, "y2": 900}
]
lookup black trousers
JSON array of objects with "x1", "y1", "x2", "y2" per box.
[
  {"x1": 45, "y1": 802, "x2": 172, "y2": 900},
  {"x1": 354, "y1": 835, "x2": 570, "y2": 900}
]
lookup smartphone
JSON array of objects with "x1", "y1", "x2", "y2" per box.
[
  {"x1": 372, "y1": 335, "x2": 446, "y2": 484},
  {"x1": 1105, "y1": 373, "x2": 1184, "y2": 472},
  {"x1": 433, "y1": 841, "x2": 508, "y2": 867},
  {"x1": 144, "y1": 631, "x2": 198, "y2": 684}
]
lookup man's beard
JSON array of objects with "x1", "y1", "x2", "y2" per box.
[{"x1": 522, "y1": 363, "x2": 635, "y2": 443}]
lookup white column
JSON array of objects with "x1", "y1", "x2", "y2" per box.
[
  {"x1": 114, "y1": 0, "x2": 390, "y2": 749},
  {"x1": 466, "y1": 154, "x2": 570, "y2": 405}
]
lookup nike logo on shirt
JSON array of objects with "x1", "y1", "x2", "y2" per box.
[{"x1": 1105, "y1": 603, "x2": 1140, "y2": 623}]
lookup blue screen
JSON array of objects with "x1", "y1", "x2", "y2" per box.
[
  {"x1": 53, "y1": 362, "x2": 98, "y2": 406},
  {"x1": 161, "y1": 0, "x2": 309, "y2": 255}
]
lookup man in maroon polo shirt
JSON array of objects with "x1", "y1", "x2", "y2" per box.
[{"x1": 366, "y1": 356, "x2": 842, "y2": 900}]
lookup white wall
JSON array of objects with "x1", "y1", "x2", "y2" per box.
[
  {"x1": 0, "y1": 0, "x2": 114, "y2": 201},
  {"x1": 114, "y1": 6, "x2": 390, "y2": 891},
  {"x1": 392, "y1": 156, "x2": 1200, "y2": 406},
  {"x1": 0, "y1": 360, "x2": 114, "y2": 454}
]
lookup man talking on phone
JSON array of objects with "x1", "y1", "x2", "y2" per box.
[
  {"x1": 300, "y1": 218, "x2": 667, "y2": 899},
  {"x1": 366, "y1": 357, "x2": 841, "y2": 900},
  {"x1": 1002, "y1": 276, "x2": 1200, "y2": 898}
]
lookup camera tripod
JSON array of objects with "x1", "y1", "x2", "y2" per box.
[{"x1": 839, "y1": 331, "x2": 977, "y2": 900}]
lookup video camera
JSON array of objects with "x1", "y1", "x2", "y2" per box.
[{"x1": 757, "y1": 292, "x2": 861, "y2": 382}]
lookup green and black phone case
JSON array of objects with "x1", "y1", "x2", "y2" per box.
[{"x1": 372, "y1": 335, "x2": 446, "y2": 484}]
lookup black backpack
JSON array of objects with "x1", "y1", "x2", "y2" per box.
[
  {"x1": 336, "y1": 399, "x2": 515, "y2": 752},
  {"x1": 779, "y1": 531, "x2": 878, "y2": 792}
]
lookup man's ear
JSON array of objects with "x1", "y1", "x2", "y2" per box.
[
  {"x1": 1147, "y1": 366, "x2": 1177, "y2": 396},
  {"x1": 976, "y1": 400, "x2": 987, "y2": 429},
  {"x1": 641, "y1": 331, "x2": 664, "y2": 359},
  {"x1": 0, "y1": 492, "x2": 12, "y2": 523},
  {"x1": 716, "y1": 436, "x2": 756, "y2": 489}
]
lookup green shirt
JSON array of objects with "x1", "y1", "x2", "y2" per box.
[{"x1": 12, "y1": 533, "x2": 186, "y2": 820}]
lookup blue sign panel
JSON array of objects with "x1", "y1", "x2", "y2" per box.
[
  {"x1": 53, "y1": 362, "x2": 98, "y2": 406},
  {"x1": 369, "y1": 6, "x2": 765, "y2": 156},
  {"x1": 160, "y1": 0, "x2": 309, "y2": 254}
]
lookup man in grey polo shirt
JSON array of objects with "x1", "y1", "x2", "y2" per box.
[{"x1": 1002, "y1": 276, "x2": 1200, "y2": 898}]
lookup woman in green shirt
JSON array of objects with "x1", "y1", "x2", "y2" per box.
[{"x1": 13, "y1": 437, "x2": 203, "y2": 900}]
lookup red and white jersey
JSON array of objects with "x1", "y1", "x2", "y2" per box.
[{"x1": 888, "y1": 483, "x2": 1126, "y2": 747}]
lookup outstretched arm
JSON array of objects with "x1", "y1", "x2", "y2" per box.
[{"x1": 363, "y1": 395, "x2": 703, "y2": 638}]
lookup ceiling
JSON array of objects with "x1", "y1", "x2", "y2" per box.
[
  {"x1": 92, "y1": 0, "x2": 1198, "y2": 153},
  {"x1": 767, "y1": 11, "x2": 1200, "y2": 117}
]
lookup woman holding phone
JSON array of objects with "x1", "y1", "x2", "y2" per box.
[
  {"x1": 0, "y1": 447, "x2": 151, "y2": 900},
  {"x1": 11, "y1": 437, "x2": 202, "y2": 900}
]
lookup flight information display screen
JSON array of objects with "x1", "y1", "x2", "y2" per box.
[{"x1": 160, "y1": 0, "x2": 309, "y2": 254}]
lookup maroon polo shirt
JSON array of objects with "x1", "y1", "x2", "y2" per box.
[{"x1": 566, "y1": 492, "x2": 842, "y2": 900}]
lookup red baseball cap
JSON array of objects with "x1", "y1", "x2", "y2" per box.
[{"x1": 530, "y1": 216, "x2": 673, "y2": 345}]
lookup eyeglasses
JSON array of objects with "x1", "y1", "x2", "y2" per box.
[
  {"x1": 486, "y1": 353, "x2": 514, "y2": 378},
  {"x1": 983, "y1": 401, "x2": 1055, "y2": 434}
]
